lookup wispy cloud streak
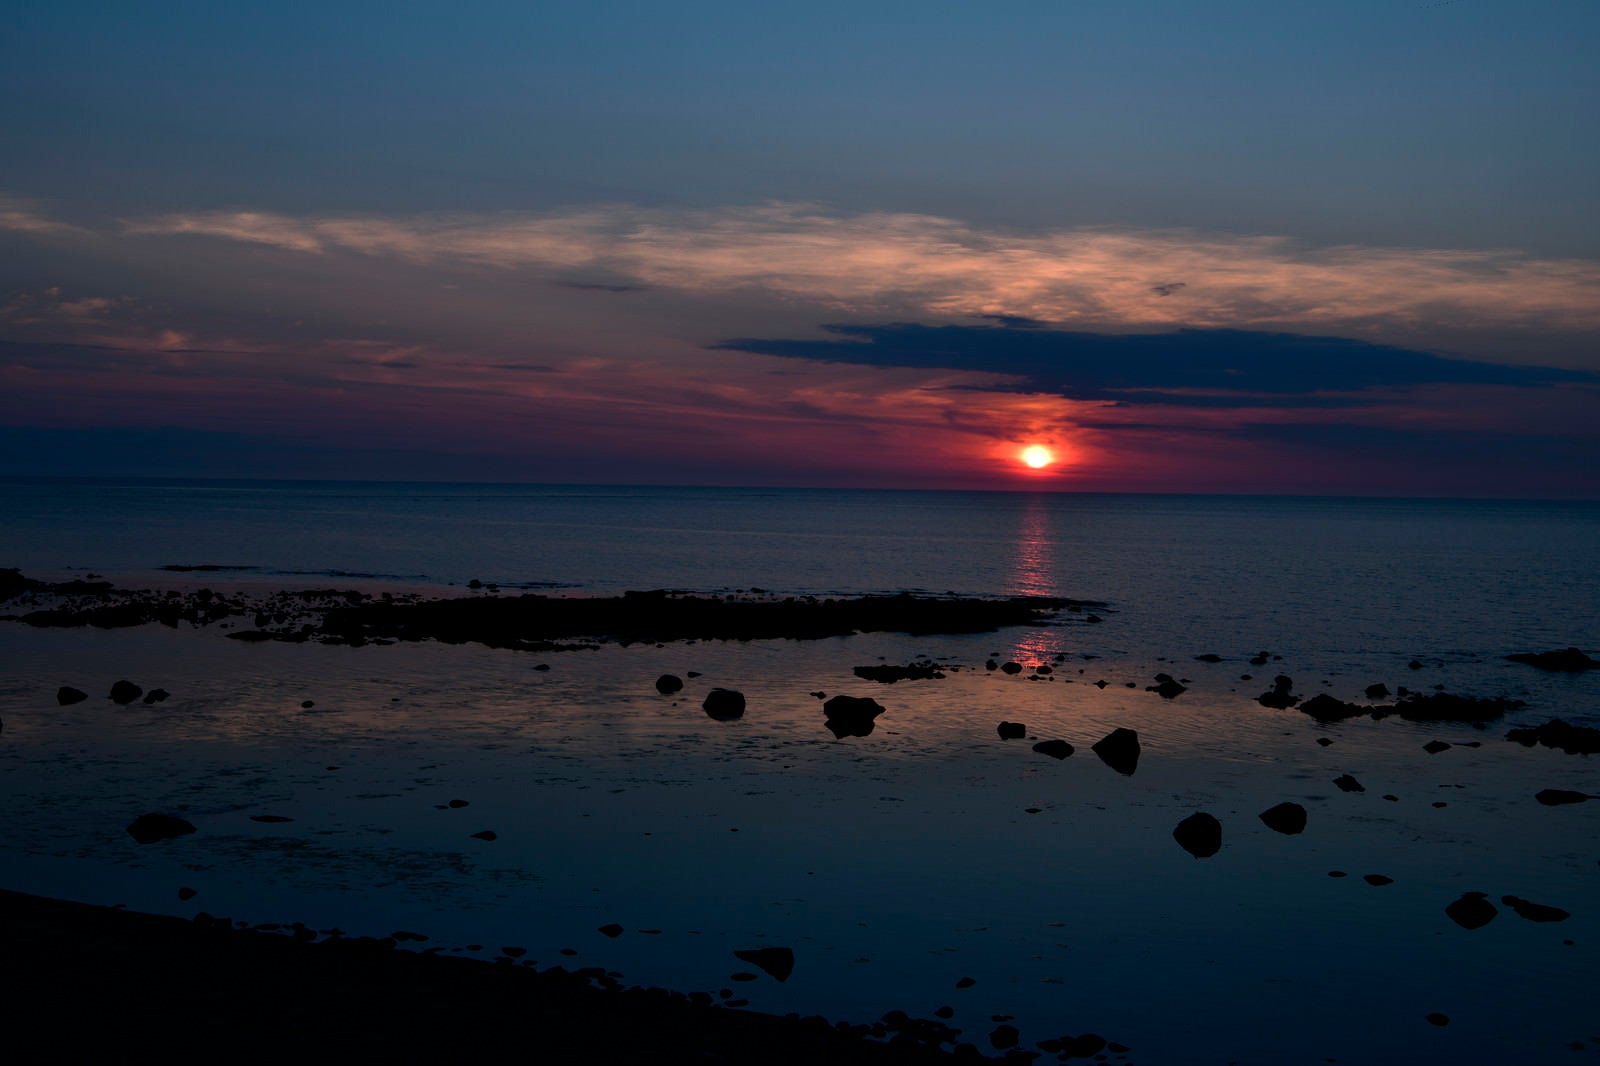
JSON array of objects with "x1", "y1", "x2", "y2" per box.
[{"x1": 122, "y1": 203, "x2": 1600, "y2": 334}]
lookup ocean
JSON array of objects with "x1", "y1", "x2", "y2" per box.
[{"x1": 2, "y1": 478, "x2": 1598, "y2": 1063}]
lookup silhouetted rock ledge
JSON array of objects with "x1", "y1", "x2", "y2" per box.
[
  {"x1": 1506, "y1": 647, "x2": 1598, "y2": 672},
  {"x1": 0, "y1": 570, "x2": 1099, "y2": 650},
  {"x1": 1506, "y1": 719, "x2": 1600, "y2": 756},
  {"x1": 0, "y1": 890, "x2": 992, "y2": 1064}
]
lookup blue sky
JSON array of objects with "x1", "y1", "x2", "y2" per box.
[{"x1": 2, "y1": 1, "x2": 1597, "y2": 492}]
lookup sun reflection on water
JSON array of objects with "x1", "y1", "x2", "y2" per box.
[{"x1": 1006, "y1": 495, "x2": 1073, "y2": 665}]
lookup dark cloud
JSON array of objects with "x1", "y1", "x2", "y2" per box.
[
  {"x1": 483, "y1": 362, "x2": 557, "y2": 372},
  {"x1": 714, "y1": 324, "x2": 1597, "y2": 407},
  {"x1": 552, "y1": 281, "x2": 649, "y2": 294},
  {"x1": 973, "y1": 313, "x2": 1049, "y2": 330},
  {"x1": 1150, "y1": 282, "x2": 1186, "y2": 297}
]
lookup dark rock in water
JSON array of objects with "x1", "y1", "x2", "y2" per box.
[
  {"x1": 821, "y1": 695, "x2": 885, "y2": 738},
  {"x1": 1391, "y1": 692, "x2": 1523, "y2": 723},
  {"x1": 955, "y1": 975, "x2": 976, "y2": 988},
  {"x1": 1000, "y1": 661, "x2": 1023, "y2": 675},
  {"x1": 1032, "y1": 739, "x2": 1074, "y2": 760},
  {"x1": 1506, "y1": 647, "x2": 1599, "y2": 672},
  {"x1": 249, "y1": 815, "x2": 293, "y2": 823},
  {"x1": 985, "y1": 659, "x2": 998, "y2": 671},
  {"x1": 1147, "y1": 677, "x2": 1186, "y2": 699},
  {"x1": 1506, "y1": 719, "x2": 1600, "y2": 756},
  {"x1": 470, "y1": 830, "x2": 498, "y2": 841},
  {"x1": 109, "y1": 680, "x2": 143, "y2": 705},
  {"x1": 1064, "y1": 1034, "x2": 1108, "y2": 1057},
  {"x1": 447, "y1": 799, "x2": 469, "y2": 809},
  {"x1": 1445, "y1": 891, "x2": 1497, "y2": 930},
  {"x1": 1172, "y1": 812, "x2": 1222, "y2": 858},
  {"x1": 1364, "y1": 874, "x2": 1394, "y2": 886},
  {"x1": 1297, "y1": 693, "x2": 1367, "y2": 722},
  {"x1": 177, "y1": 887, "x2": 197, "y2": 901},
  {"x1": 1250, "y1": 651, "x2": 1269, "y2": 666},
  {"x1": 853, "y1": 663, "x2": 946, "y2": 683},
  {"x1": 1501, "y1": 895, "x2": 1570, "y2": 922},
  {"x1": 126, "y1": 813, "x2": 196, "y2": 844},
  {"x1": 1426, "y1": 1013, "x2": 1450, "y2": 1027},
  {"x1": 996, "y1": 721, "x2": 1026, "y2": 740},
  {"x1": 1257, "y1": 675, "x2": 1298, "y2": 709},
  {"x1": 1365, "y1": 683, "x2": 1391, "y2": 699},
  {"x1": 142, "y1": 688, "x2": 170, "y2": 704},
  {"x1": 1408, "y1": 659, "x2": 1423, "y2": 670},
  {"x1": 1333, "y1": 774, "x2": 1365, "y2": 793},
  {"x1": 1535, "y1": 788, "x2": 1592, "y2": 806},
  {"x1": 732, "y1": 947, "x2": 794, "y2": 982},
  {"x1": 1094, "y1": 679, "x2": 1108, "y2": 688},
  {"x1": 301, "y1": 700, "x2": 315, "y2": 708},
  {"x1": 1423, "y1": 740, "x2": 1452, "y2": 754},
  {"x1": 1258, "y1": 802, "x2": 1307, "y2": 835},
  {"x1": 934, "y1": 1006, "x2": 955, "y2": 1019},
  {"x1": 56, "y1": 686, "x2": 89, "y2": 706},
  {"x1": 598, "y1": 923, "x2": 624, "y2": 938},
  {"x1": 1315, "y1": 737, "x2": 1334, "y2": 747},
  {"x1": 1194, "y1": 653, "x2": 1224, "y2": 663},
  {"x1": 654, "y1": 674, "x2": 684, "y2": 694},
  {"x1": 1092, "y1": 728, "x2": 1141, "y2": 776},
  {"x1": 988, "y1": 1025, "x2": 1019, "y2": 1050},
  {"x1": 702, "y1": 687, "x2": 746, "y2": 721}
]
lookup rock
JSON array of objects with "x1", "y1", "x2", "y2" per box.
[
  {"x1": 989, "y1": 1025, "x2": 1019, "y2": 1050},
  {"x1": 1297, "y1": 694, "x2": 1369, "y2": 722},
  {"x1": 1147, "y1": 676, "x2": 1186, "y2": 699},
  {"x1": 1258, "y1": 802, "x2": 1307, "y2": 835},
  {"x1": 1064, "y1": 1034, "x2": 1108, "y2": 1057},
  {"x1": 934, "y1": 1006, "x2": 954, "y2": 1019},
  {"x1": 1172, "y1": 812, "x2": 1222, "y2": 858},
  {"x1": 1426, "y1": 1013, "x2": 1450, "y2": 1027},
  {"x1": 732, "y1": 947, "x2": 794, "y2": 982},
  {"x1": 470, "y1": 830, "x2": 498, "y2": 841},
  {"x1": 1506, "y1": 719, "x2": 1600, "y2": 755},
  {"x1": 1333, "y1": 774, "x2": 1365, "y2": 793},
  {"x1": 1031, "y1": 739, "x2": 1074, "y2": 760},
  {"x1": 955, "y1": 976, "x2": 976, "y2": 988},
  {"x1": 1315, "y1": 737, "x2": 1334, "y2": 747},
  {"x1": 985, "y1": 659, "x2": 998, "y2": 671},
  {"x1": 1364, "y1": 874, "x2": 1394, "y2": 886},
  {"x1": 1505, "y1": 647, "x2": 1599, "y2": 672},
  {"x1": 1091, "y1": 728, "x2": 1140, "y2": 776},
  {"x1": 447, "y1": 799, "x2": 469, "y2": 808},
  {"x1": 598, "y1": 923, "x2": 624, "y2": 938},
  {"x1": 1501, "y1": 895, "x2": 1570, "y2": 922},
  {"x1": 822, "y1": 695, "x2": 885, "y2": 738},
  {"x1": 1195, "y1": 653, "x2": 1223, "y2": 663},
  {"x1": 142, "y1": 688, "x2": 170, "y2": 704},
  {"x1": 996, "y1": 721, "x2": 1026, "y2": 740},
  {"x1": 56, "y1": 686, "x2": 89, "y2": 706},
  {"x1": 1250, "y1": 651, "x2": 1269, "y2": 666},
  {"x1": 126, "y1": 813, "x2": 197, "y2": 844},
  {"x1": 300, "y1": 700, "x2": 315, "y2": 708},
  {"x1": 1408, "y1": 659, "x2": 1423, "y2": 670},
  {"x1": 1257, "y1": 675, "x2": 1298, "y2": 709},
  {"x1": 702, "y1": 688, "x2": 746, "y2": 721},
  {"x1": 1000, "y1": 661, "x2": 1023, "y2": 675},
  {"x1": 1535, "y1": 788, "x2": 1592, "y2": 806},
  {"x1": 1365, "y1": 683, "x2": 1391, "y2": 699},
  {"x1": 177, "y1": 887, "x2": 197, "y2": 901},
  {"x1": 1444, "y1": 891, "x2": 1497, "y2": 930},
  {"x1": 1423, "y1": 740, "x2": 1451, "y2": 754},
  {"x1": 1391, "y1": 692, "x2": 1524, "y2": 723},
  {"x1": 249, "y1": 815, "x2": 293, "y2": 823},
  {"x1": 109, "y1": 680, "x2": 143, "y2": 705},
  {"x1": 654, "y1": 674, "x2": 684, "y2": 694}
]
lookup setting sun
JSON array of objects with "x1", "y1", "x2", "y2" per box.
[{"x1": 1020, "y1": 445, "x2": 1054, "y2": 469}]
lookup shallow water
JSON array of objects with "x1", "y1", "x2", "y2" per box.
[{"x1": 2, "y1": 607, "x2": 1596, "y2": 1064}]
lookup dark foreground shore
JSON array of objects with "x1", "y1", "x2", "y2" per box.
[{"x1": 0, "y1": 890, "x2": 992, "y2": 1064}]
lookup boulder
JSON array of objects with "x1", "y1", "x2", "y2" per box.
[
  {"x1": 1172, "y1": 812, "x2": 1222, "y2": 858},
  {"x1": 999, "y1": 661, "x2": 1023, "y2": 675},
  {"x1": 732, "y1": 947, "x2": 794, "y2": 982},
  {"x1": 126, "y1": 813, "x2": 196, "y2": 844},
  {"x1": 1091, "y1": 728, "x2": 1141, "y2": 776},
  {"x1": 1501, "y1": 895, "x2": 1570, "y2": 922},
  {"x1": 1297, "y1": 694, "x2": 1369, "y2": 723},
  {"x1": 822, "y1": 694, "x2": 885, "y2": 738},
  {"x1": 142, "y1": 688, "x2": 170, "y2": 704},
  {"x1": 109, "y1": 680, "x2": 143, "y2": 705},
  {"x1": 1505, "y1": 647, "x2": 1599, "y2": 672},
  {"x1": 1535, "y1": 788, "x2": 1592, "y2": 806},
  {"x1": 1391, "y1": 692, "x2": 1523, "y2": 723},
  {"x1": 1333, "y1": 774, "x2": 1365, "y2": 793},
  {"x1": 702, "y1": 688, "x2": 746, "y2": 721},
  {"x1": 1257, "y1": 675, "x2": 1298, "y2": 709},
  {"x1": 56, "y1": 686, "x2": 89, "y2": 706},
  {"x1": 1031, "y1": 739, "x2": 1074, "y2": 760},
  {"x1": 1147, "y1": 675, "x2": 1186, "y2": 699},
  {"x1": 1258, "y1": 802, "x2": 1307, "y2": 835},
  {"x1": 996, "y1": 721, "x2": 1026, "y2": 740},
  {"x1": 1422, "y1": 740, "x2": 1451, "y2": 754},
  {"x1": 1364, "y1": 683, "x2": 1391, "y2": 699},
  {"x1": 654, "y1": 674, "x2": 684, "y2": 694},
  {"x1": 1444, "y1": 891, "x2": 1497, "y2": 930},
  {"x1": 1506, "y1": 719, "x2": 1600, "y2": 756}
]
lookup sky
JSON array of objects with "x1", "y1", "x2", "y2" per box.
[{"x1": 2, "y1": 0, "x2": 1597, "y2": 495}]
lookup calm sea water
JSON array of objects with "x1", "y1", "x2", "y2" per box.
[{"x1": 3, "y1": 478, "x2": 1598, "y2": 1063}]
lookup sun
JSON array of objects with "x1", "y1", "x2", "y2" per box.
[{"x1": 1020, "y1": 445, "x2": 1054, "y2": 469}]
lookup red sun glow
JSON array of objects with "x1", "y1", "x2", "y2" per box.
[{"x1": 1020, "y1": 445, "x2": 1054, "y2": 469}]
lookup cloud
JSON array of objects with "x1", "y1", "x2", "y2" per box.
[
  {"x1": 0, "y1": 194, "x2": 88, "y2": 238},
  {"x1": 120, "y1": 203, "x2": 1600, "y2": 338},
  {"x1": 713, "y1": 323, "x2": 1599, "y2": 408}
]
